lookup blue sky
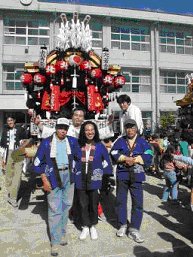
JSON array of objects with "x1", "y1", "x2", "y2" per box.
[{"x1": 39, "y1": 0, "x2": 193, "y2": 15}]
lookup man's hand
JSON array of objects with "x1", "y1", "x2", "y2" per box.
[
  {"x1": 125, "y1": 156, "x2": 135, "y2": 167},
  {"x1": 41, "y1": 174, "x2": 52, "y2": 192}
]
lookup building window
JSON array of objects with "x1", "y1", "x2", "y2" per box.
[
  {"x1": 111, "y1": 24, "x2": 150, "y2": 51},
  {"x1": 121, "y1": 68, "x2": 151, "y2": 93},
  {"x1": 142, "y1": 111, "x2": 152, "y2": 130},
  {"x1": 4, "y1": 18, "x2": 50, "y2": 46},
  {"x1": 159, "y1": 27, "x2": 193, "y2": 55},
  {"x1": 160, "y1": 71, "x2": 187, "y2": 94},
  {"x1": 3, "y1": 64, "x2": 24, "y2": 93},
  {"x1": 90, "y1": 23, "x2": 102, "y2": 49}
]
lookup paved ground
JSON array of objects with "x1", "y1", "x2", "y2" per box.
[{"x1": 0, "y1": 173, "x2": 193, "y2": 257}]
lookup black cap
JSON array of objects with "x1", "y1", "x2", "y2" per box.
[{"x1": 124, "y1": 118, "x2": 137, "y2": 128}]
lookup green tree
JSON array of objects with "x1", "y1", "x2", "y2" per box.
[{"x1": 160, "y1": 112, "x2": 175, "y2": 129}]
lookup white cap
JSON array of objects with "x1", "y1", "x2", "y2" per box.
[{"x1": 56, "y1": 117, "x2": 70, "y2": 127}]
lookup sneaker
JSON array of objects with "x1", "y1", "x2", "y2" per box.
[
  {"x1": 128, "y1": 231, "x2": 144, "y2": 243},
  {"x1": 90, "y1": 226, "x2": 98, "y2": 240},
  {"x1": 51, "y1": 245, "x2": 59, "y2": 256},
  {"x1": 7, "y1": 197, "x2": 18, "y2": 208},
  {"x1": 98, "y1": 212, "x2": 106, "y2": 222},
  {"x1": 60, "y1": 234, "x2": 68, "y2": 246},
  {"x1": 79, "y1": 226, "x2": 89, "y2": 240},
  {"x1": 116, "y1": 225, "x2": 127, "y2": 237}
]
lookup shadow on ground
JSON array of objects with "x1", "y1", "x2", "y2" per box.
[{"x1": 133, "y1": 232, "x2": 193, "y2": 257}]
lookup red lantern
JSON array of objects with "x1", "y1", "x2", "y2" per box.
[
  {"x1": 46, "y1": 64, "x2": 56, "y2": 75},
  {"x1": 80, "y1": 60, "x2": 91, "y2": 71},
  {"x1": 103, "y1": 74, "x2": 113, "y2": 86},
  {"x1": 90, "y1": 68, "x2": 102, "y2": 79},
  {"x1": 55, "y1": 60, "x2": 69, "y2": 72},
  {"x1": 20, "y1": 73, "x2": 33, "y2": 85},
  {"x1": 34, "y1": 73, "x2": 46, "y2": 85},
  {"x1": 114, "y1": 75, "x2": 126, "y2": 88},
  {"x1": 69, "y1": 55, "x2": 82, "y2": 66}
]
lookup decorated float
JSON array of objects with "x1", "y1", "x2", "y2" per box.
[
  {"x1": 176, "y1": 73, "x2": 193, "y2": 143},
  {"x1": 20, "y1": 12, "x2": 126, "y2": 139}
]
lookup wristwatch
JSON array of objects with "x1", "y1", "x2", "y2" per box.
[{"x1": 20, "y1": 0, "x2": 33, "y2": 6}]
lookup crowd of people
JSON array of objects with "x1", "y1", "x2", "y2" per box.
[{"x1": 0, "y1": 94, "x2": 193, "y2": 256}]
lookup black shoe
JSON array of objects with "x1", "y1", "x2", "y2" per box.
[
  {"x1": 171, "y1": 199, "x2": 182, "y2": 205},
  {"x1": 60, "y1": 235, "x2": 68, "y2": 246}
]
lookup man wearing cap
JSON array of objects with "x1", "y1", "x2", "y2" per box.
[
  {"x1": 117, "y1": 94, "x2": 144, "y2": 135},
  {"x1": 110, "y1": 118, "x2": 153, "y2": 243},
  {"x1": 33, "y1": 117, "x2": 78, "y2": 256}
]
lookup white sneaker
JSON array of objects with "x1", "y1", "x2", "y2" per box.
[
  {"x1": 7, "y1": 197, "x2": 18, "y2": 208},
  {"x1": 90, "y1": 226, "x2": 98, "y2": 240},
  {"x1": 116, "y1": 225, "x2": 127, "y2": 237},
  {"x1": 128, "y1": 231, "x2": 144, "y2": 243},
  {"x1": 79, "y1": 226, "x2": 89, "y2": 240},
  {"x1": 98, "y1": 212, "x2": 107, "y2": 222}
]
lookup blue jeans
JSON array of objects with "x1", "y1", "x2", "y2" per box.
[
  {"x1": 47, "y1": 170, "x2": 74, "y2": 245},
  {"x1": 116, "y1": 180, "x2": 143, "y2": 230},
  {"x1": 162, "y1": 170, "x2": 178, "y2": 201}
]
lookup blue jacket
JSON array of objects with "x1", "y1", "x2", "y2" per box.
[
  {"x1": 74, "y1": 142, "x2": 113, "y2": 190},
  {"x1": 110, "y1": 136, "x2": 153, "y2": 182},
  {"x1": 33, "y1": 135, "x2": 78, "y2": 189}
]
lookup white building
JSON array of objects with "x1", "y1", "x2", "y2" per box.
[{"x1": 0, "y1": 0, "x2": 193, "y2": 133}]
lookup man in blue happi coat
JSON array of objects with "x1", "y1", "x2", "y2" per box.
[
  {"x1": 33, "y1": 117, "x2": 78, "y2": 256},
  {"x1": 110, "y1": 118, "x2": 153, "y2": 243}
]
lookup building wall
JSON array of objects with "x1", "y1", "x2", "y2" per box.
[{"x1": 0, "y1": 0, "x2": 193, "y2": 130}]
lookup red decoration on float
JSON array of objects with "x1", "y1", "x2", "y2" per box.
[
  {"x1": 34, "y1": 73, "x2": 46, "y2": 85},
  {"x1": 55, "y1": 60, "x2": 69, "y2": 72},
  {"x1": 80, "y1": 60, "x2": 91, "y2": 71},
  {"x1": 103, "y1": 74, "x2": 113, "y2": 86},
  {"x1": 114, "y1": 75, "x2": 126, "y2": 88},
  {"x1": 41, "y1": 91, "x2": 51, "y2": 110},
  {"x1": 90, "y1": 68, "x2": 102, "y2": 79},
  {"x1": 60, "y1": 91, "x2": 86, "y2": 106},
  {"x1": 20, "y1": 73, "x2": 33, "y2": 85},
  {"x1": 50, "y1": 84, "x2": 60, "y2": 112},
  {"x1": 87, "y1": 85, "x2": 104, "y2": 112},
  {"x1": 46, "y1": 64, "x2": 56, "y2": 75},
  {"x1": 69, "y1": 55, "x2": 82, "y2": 66}
]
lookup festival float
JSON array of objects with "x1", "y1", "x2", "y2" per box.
[
  {"x1": 176, "y1": 73, "x2": 193, "y2": 143},
  {"x1": 20, "y1": 12, "x2": 126, "y2": 139}
]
